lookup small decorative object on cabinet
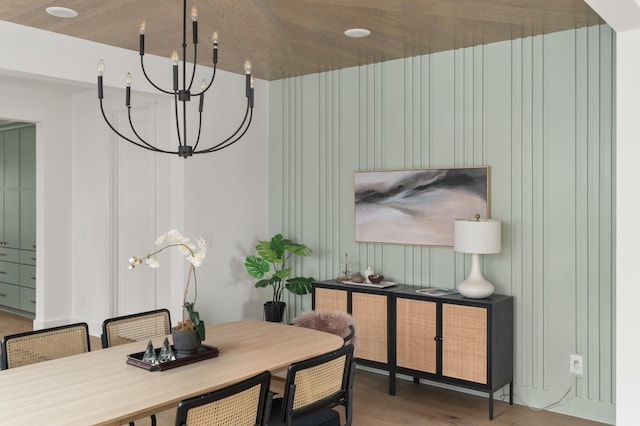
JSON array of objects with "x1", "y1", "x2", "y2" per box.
[{"x1": 245, "y1": 233, "x2": 315, "y2": 323}]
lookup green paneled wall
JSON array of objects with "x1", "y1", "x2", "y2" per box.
[{"x1": 269, "y1": 25, "x2": 615, "y2": 423}]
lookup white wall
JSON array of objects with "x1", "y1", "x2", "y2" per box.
[
  {"x1": 585, "y1": 2, "x2": 640, "y2": 425},
  {"x1": 0, "y1": 20, "x2": 269, "y2": 334}
]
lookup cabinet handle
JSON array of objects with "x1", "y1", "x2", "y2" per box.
[
  {"x1": 30, "y1": 257, "x2": 36, "y2": 261},
  {"x1": 30, "y1": 300, "x2": 36, "y2": 304},
  {"x1": 0, "y1": 271, "x2": 6, "y2": 275},
  {"x1": 0, "y1": 253, "x2": 6, "y2": 256},
  {"x1": 0, "y1": 293, "x2": 6, "y2": 297},
  {"x1": 30, "y1": 277, "x2": 36, "y2": 280},
  {"x1": 32, "y1": 245, "x2": 36, "y2": 249}
]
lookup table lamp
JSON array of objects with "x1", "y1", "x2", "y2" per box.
[{"x1": 454, "y1": 214, "x2": 502, "y2": 299}]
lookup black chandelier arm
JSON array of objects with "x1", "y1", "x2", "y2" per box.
[
  {"x1": 194, "y1": 104, "x2": 253, "y2": 154},
  {"x1": 191, "y1": 64, "x2": 217, "y2": 96},
  {"x1": 195, "y1": 110, "x2": 253, "y2": 154},
  {"x1": 127, "y1": 106, "x2": 161, "y2": 151},
  {"x1": 192, "y1": 109, "x2": 204, "y2": 152},
  {"x1": 140, "y1": 56, "x2": 174, "y2": 95},
  {"x1": 187, "y1": 45, "x2": 198, "y2": 92},
  {"x1": 99, "y1": 99, "x2": 176, "y2": 154},
  {"x1": 202, "y1": 102, "x2": 250, "y2": 152}
]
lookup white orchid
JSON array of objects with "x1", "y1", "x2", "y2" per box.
[{"x1": 128, "y1": 230, "x2": 208, "y2": 339}]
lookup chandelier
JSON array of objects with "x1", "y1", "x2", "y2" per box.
[{"x1": 97, "y1": 0, "x2": 255, "y2": 158}]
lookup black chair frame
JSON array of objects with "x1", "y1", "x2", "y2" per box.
[
  {"x1": 175, "y1": 370, "x2": 272, "y2": 426},
  {"x1": 272, "y1": 344, "x2": 355, "y2": 426}
]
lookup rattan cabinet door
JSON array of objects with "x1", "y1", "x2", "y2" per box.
[
  {"x1": 396, "y1": 297, "x2": 436, "y2": 374},
  {"x1": 441, "y1": 303, "x2": 487, "y2": 384},
  {"x1": 352, "y1": 292, "x2": 387, "y2": 363},
  {"x1": 314, "y1": 287, "x2": 348, "y2": 313}
]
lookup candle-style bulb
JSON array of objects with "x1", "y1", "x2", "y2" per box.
[
  {"x1": 212, "y1": 32, "x2": 218, "y2": 45},
  {"x1": 172, "y1": 51, "x2": 179, "y2": 65},
  {"x1": 201, "y1": 79, "x2": 207, "y2": 90},
  {"x1": 191, "y1": 6, "x2": 198, "y2": 21},
  {"x1": 250, "y1": 76, "x2": 255, "y2": 88},
  {"x1": 243, "y1": 59, "x2": 252, "y2": 75},
  {"x1": 126, "y1": 73, "x2": 132, "y2": 87},
  {"x1": 139, "y1": 20, "x2": 146, "y2": 35},
  {"x1": 98, "y1": 59, "x2": 105, "y2": 76}
]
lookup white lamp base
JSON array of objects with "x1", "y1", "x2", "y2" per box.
[{"x1": 457, "y1": 253, "x2": 495, "y2": 299}]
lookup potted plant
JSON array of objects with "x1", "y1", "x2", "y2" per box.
[
  {"x1": 244, "y1": 233, "x2": 315, "y2": 322},
  {"x1": 129, "y1": 229, "x2": 207, "y2": 354}
]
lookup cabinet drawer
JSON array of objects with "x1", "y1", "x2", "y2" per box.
[
  {"x1": 0, "y1": 247, "x2": 20, "y2": 263},
  {"x1": 0, "y1": 282, "x2": 20, "y2": 309},
  {"x1": 20, "y1": 250, "x2": 37, "y2": 266},
  {"x1": 0, "y1": 260, "x2": 19, "y2": 285},
  {"x1": 20, "y1": 264, "x2": 36, "y2": 289},
  {"x1": 19, "y1": 287, "x2": 36, "y2": 313}
]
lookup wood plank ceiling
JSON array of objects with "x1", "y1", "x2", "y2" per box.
[{"x1": 0, "y1": 0, "x2": 602, "y2": 81}]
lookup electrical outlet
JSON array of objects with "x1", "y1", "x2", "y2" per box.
[{"x1": 570, "y1": 354, "x2": 583, "y2": 375}]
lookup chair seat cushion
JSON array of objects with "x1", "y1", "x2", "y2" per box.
[{"x1": 268, "y1": 397, "x2": 340, "y2": 426}]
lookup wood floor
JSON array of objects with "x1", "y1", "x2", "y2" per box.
[{"x1": 0, "y1": 311, "x2": 606, "y2": 426}]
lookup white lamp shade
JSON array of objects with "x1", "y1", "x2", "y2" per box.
[{"x1": 454, "y1": 218, "x2": 502, "y2": 254}]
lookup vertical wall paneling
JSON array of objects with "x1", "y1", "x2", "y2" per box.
[
  {"x1": 574, "y1": 27, "x2": 589, "y2": 400},
  {"x1": 269, "y1": 25, "x2": 615, "y2": 423}
]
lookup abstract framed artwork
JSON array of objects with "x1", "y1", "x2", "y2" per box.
[{"x1": 354, "y1": 167, "x2": 489, "y2": 247}]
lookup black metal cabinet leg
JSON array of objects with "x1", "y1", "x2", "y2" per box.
[
  {"x1": 389, "y1": 371, "x2": 396, "y2": 395},
  {"x1": 509, "y1": 381, "x2": 513, "y2": 405},
  {"x1": 489, "y1": 393, "x2": 494, "y2": 420}
]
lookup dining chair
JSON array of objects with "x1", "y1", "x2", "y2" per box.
[
  {"x1": 272, "y1": 311, "x2": 356, "y2": 386},
  {"x1": 101, "y1": 308, "x2": 171, "y2": 348},
  {"x1": 1, "y1": 322, "x2": 90, "y2": 370},
  {"x1": 101, "y1": 308, "x2": 171, "y2": 426},
  {"x1": 175, "y1": 370, "x2": 272, "y2": 426},
  {"x1": 267, "y1": 344, "x2": 355, "y2": 426}
]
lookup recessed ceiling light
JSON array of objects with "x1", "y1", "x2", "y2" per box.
[
  {"x1": 344, "y1": 28, "x2": 371, "y2": 38},
  {"x1": 46, "y1": 6, "x2": 78, "y2": 18}
]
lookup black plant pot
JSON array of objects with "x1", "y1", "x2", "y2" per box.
[
  {"x1": 264, "y1": 301, "x2": 286, "y2": 323},
  {"x1": 172, "y1": 327, "x2": 202, "y2": 356}
]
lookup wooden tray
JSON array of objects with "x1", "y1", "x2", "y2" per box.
[{"x1": 126, "y1": 344, "x2": 219, "y2": 371}]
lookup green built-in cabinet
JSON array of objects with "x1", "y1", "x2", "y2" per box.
[{"x1": 0, "y1": 124, "x2": 36, "y2": 315}]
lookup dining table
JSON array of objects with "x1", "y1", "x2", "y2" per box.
[{"x1": 0, "y1": 320, "x2": 344, "y2": 425}]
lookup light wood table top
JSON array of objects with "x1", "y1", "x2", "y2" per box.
[{"x1": 0, "y1": 320, "x2": 343, "y2": 426}]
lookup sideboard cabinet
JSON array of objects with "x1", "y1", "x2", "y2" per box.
[
  {"x1": 394, "y1": 287, "x2": 513, "y2": 420},
  {"x1": 312, "y1": 280, "x2": 513, "y2": 420}
]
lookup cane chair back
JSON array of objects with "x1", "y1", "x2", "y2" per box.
[
  {"x1": 269, "y1": 344, "x2": 355, "y2": 426},
  {"x1": 1, "y1": 323, "x2": 90, "y2": 370},
  {"x1": 175, "y1": 370, "x2": 271, "y2": 426},
  {"x1": 101, "y1": 308, "x2": 171, "y2": 348}
]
